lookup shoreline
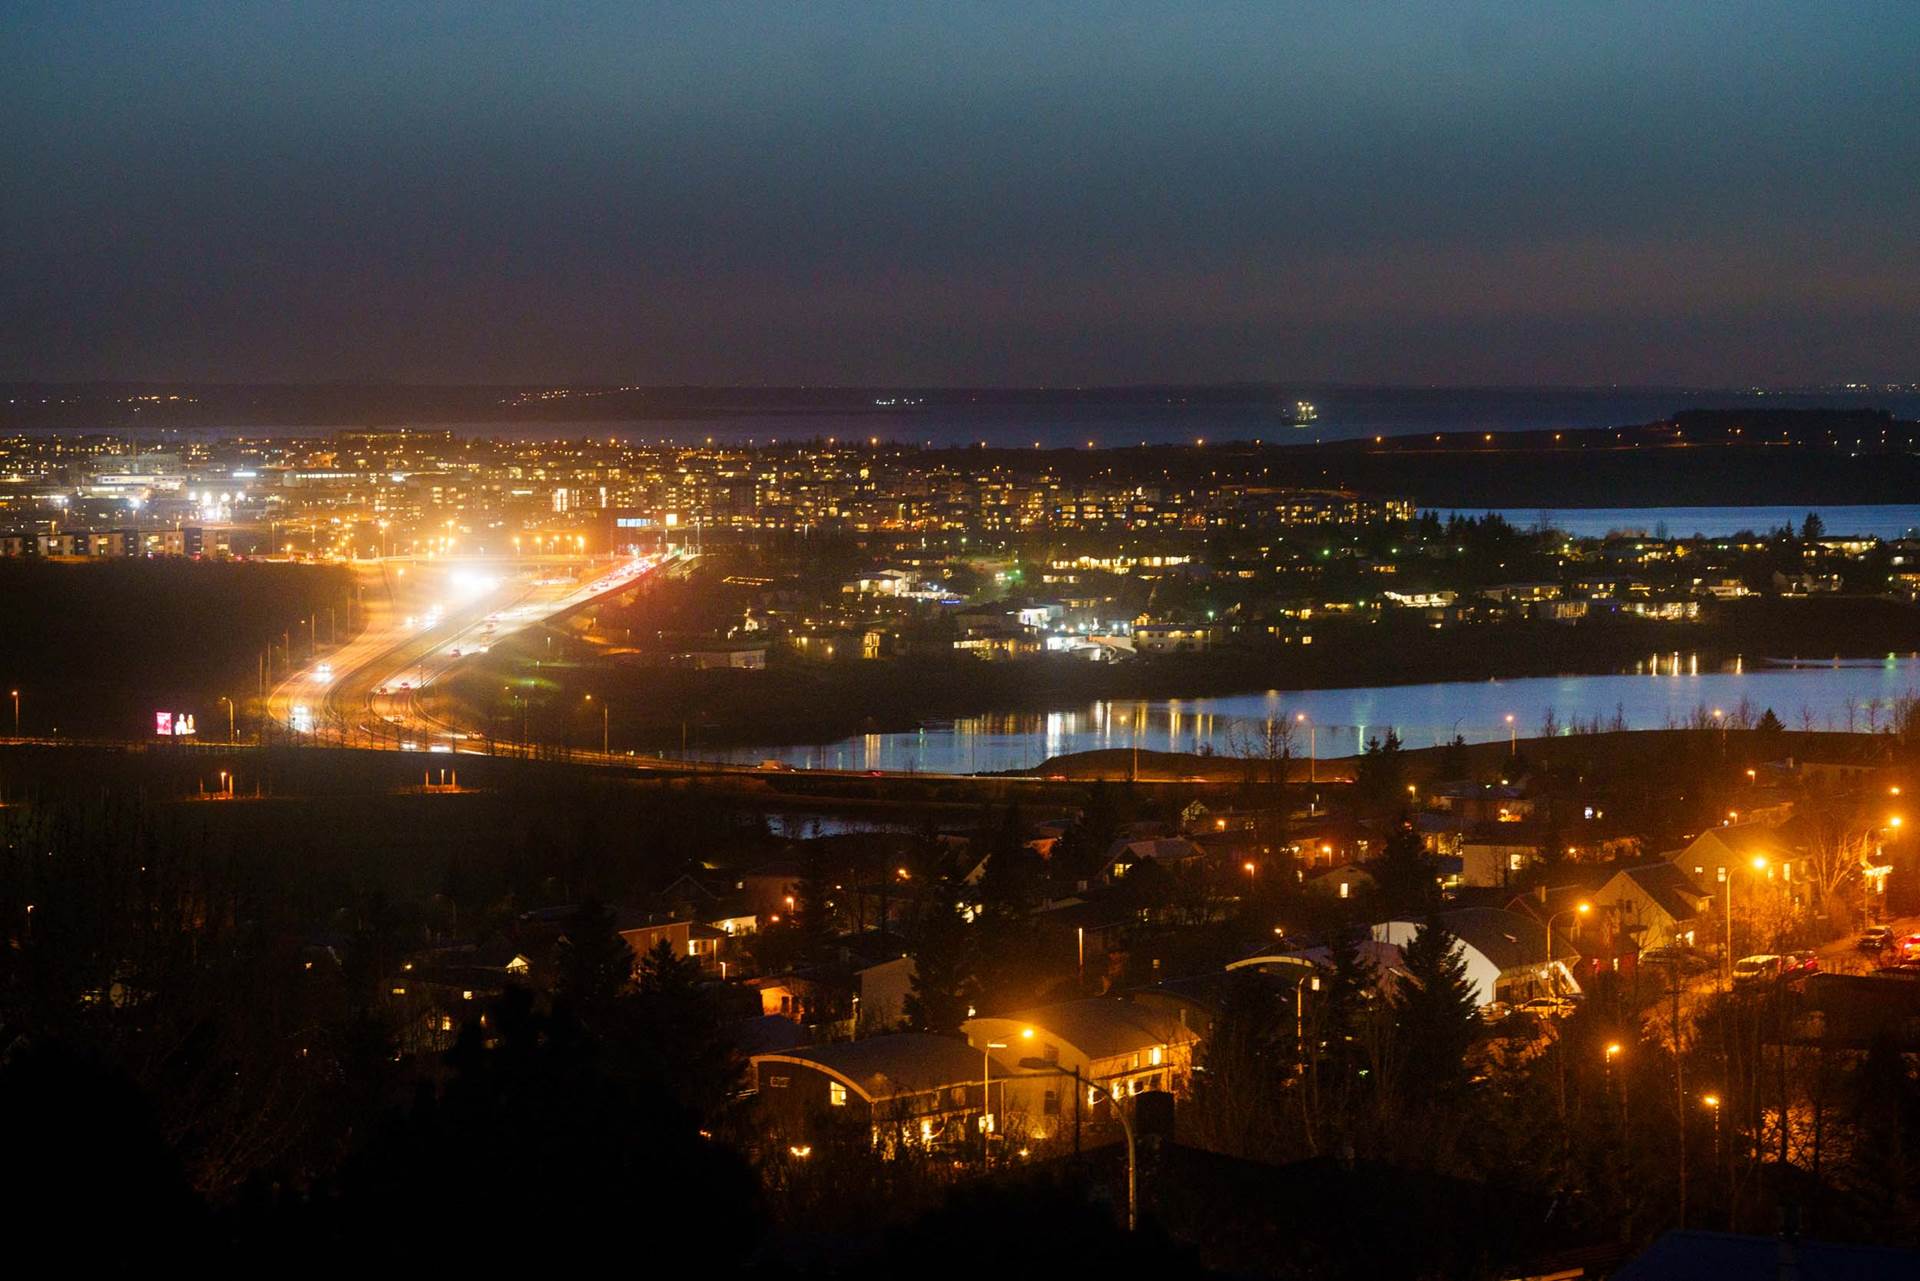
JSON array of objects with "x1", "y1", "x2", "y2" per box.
[{"x1": 446, "y1": 601, "x2": 1920, "y2": 755}]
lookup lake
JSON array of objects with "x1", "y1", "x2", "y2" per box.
[{"x1": 680, "y1": 655, "x2": 1920, "y2": 775}]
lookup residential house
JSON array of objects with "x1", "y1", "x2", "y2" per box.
[
  {"x1": 1590, "y1": 863, "x2": 1710, "y2": 954},
  {"x1": 1373, "y1": 907, "x2": 1582, "y2": 1007},
  {"x1": 751, "y1": 1033, "x2": 1003, "y2": 1153},
  {"x1": 962, "y1": 995, "x2": 1203, "y2": 1139}
]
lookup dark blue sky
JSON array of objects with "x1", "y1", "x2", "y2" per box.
[{"x1": 3, "y1": 2, "x2": 1916, "y2": 385}]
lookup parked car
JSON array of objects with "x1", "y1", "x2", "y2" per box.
[
  {"x1": 1857, "y1": 925, "x2": 1896, "y2": 953},
  {"x1": 1642, "y1": 944, "x2": 1713, "y2": 973},
  {"x1": 1732, "y1": 954, "x2": 1784, "y2": 985},
  {"x1": 1782, "y1": 950, "x2": 1820, "y2": 977},
  {"x1": 1902, "y1": 933, "x2": 1920, "y2": 961}
]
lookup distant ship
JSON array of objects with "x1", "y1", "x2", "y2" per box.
[{"x1": 1287, "y1": 399, "x2": 1318, "y2": 427}]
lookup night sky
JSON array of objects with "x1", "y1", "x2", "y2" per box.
[{"x1": 3, "y1": 3, "x2": 1916, "y2": 386}]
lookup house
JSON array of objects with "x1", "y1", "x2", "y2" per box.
[
  {"x1": 1100, "y1": 836, "x2": 1206, "y2": 884},
  {"x1": 751, "y1": 1032, "x2": 1002, "y2": 1152},
  {"x1": 962, "y1": 994, "x2": 1203, "y2": 1139},
  {"x1": 853, "y1": 954, "x2": 917, "y2": 1032},
  {"x1": 1304, "y1": 864, "x2": 1374, "y2": 900},
  {"x1": 617, "y1": 917, "x2": 731, "y2": 974},
  {"x1": 1132, "y1": 622, "x2": 1220, "y2": 654},
  {"x1": 1459, "y1": 841, "x2": 1539, "y2": 889},
  {"x1": 1663, "y1": 820, "x2": 1811, "y2": 904},
  {"x1": 739, "y1": 860, "x2": 806, "y2": 920},
  {"x1": 1227, "y1": 939, "x2": 1408, "y2": 1000},
  {"x1": 1372, "y1": 907, "x2": 1582, "y2": 1007},
  {"x1": 1590, "y1": 863, "x2": 1710, "y2": 953}
]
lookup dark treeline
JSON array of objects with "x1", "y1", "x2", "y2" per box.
[{"x1": 0, "y1": 559, "x2": 353, "y2": 738}]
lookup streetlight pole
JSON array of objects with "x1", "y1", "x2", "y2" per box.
[
  {"x1": 1544, "y1": 902, "x2": 1592, "y2": 1002},
  {"x1": 1544, "y1": 901, "x2": 1591, "y2": 1123},
  {"x1": 1505, "y1": 713, "x2": 1516, "y2": 754},
  {"x1": 1296, "y1": 712, "x2": 1315, "y2": 785},
  {"x1": 982, "y1": 1040, "x2": 1007, "y2": 1162},
  {"x1": 9, "y1": 689, "x2": 18, "y2": 737},
  {"x1": 585, "y1": 693, "x2": 609, "y2": 756},
  {"x1": 1723, "y1": 856, "x2": 1770, "y2": 990},
  {"x1": 219, "y1": 695, "x2": 235, "y2": 743},
  {"x1": 1018, "y1": 1058, "x2": 1136, "y2": 1232}
]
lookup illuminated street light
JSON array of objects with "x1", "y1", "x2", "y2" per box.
[
  {"x1": 1544, "y1": 902, "x2": 1591, "y2": 1002},
  {"x1": 1723, "y1": 857, "x2": 1769, "y2": 989}
]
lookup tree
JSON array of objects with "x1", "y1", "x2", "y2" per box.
[
  {"x1": 1390, "y1": 917, "x2": 1480, "y2": 1100},
  {"x1": 1226, "y1": 715, "x2": 1295, "y2": 788},
  {"x1": 1372, "y1": 818, "x2": 1437, "y2": 916},
  {"x1": 1185, "y1": 970, "x2": 1291, "y2": 1159},
  {"x1": 904, "y1": 878, "x2": 977, "y2": 1033},
  {"x1": 554, "y1": 899, "x2": 633, "y2": 1015},
  {"x1": 1321, "y1": 921, "x2": 1379, "y2": 1074},
  {"x1": 1436, "y1": 733, "x2": 1470, "y2": 783},
  {"x1": 1355, "y1": 730, "x2": 1406, "y2": 811},
  {"x1": 791, "y1": 849, "x2": 836, "y2": 964},
  {"x1": 1801, "y1": 511, "x2": 1826, "y2": 543}
]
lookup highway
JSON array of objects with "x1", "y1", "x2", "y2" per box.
[{"x1": 264, "y1": 552, "x2": 673, "y2": 753}]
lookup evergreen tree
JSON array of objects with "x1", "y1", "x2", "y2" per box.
[
  {"x1": 1321, "y1": 921, "x2": 1378, "y2": 1077},
  {"x1": 1187, "y1": 970, "x2": 1289, "y2": 1158},
  {"x1": 1372, "y1": 818, "x2": 1437, "y2": 916},
  {"x1": 1436, "y1": 733, "x2": 1470, "y2": 783},
  {"x1": 1390, "y1": 917, "x2": 1480, "y2": 1100},
  {"x1": 791, "y1": 849, "x2": 835, "y2": 963},
  {"x1": 637, "y1": 935, "x2": 700, "y2": 998},
  {"x1": 1355, "y1": 730, "x2": 1406, "y2": 811},
  {"x1": 904, "y1": 878, "x2": 977, "y2": 1033},
  {"x1": 554, "y1": 899, "x2": 633, "y2": 1015}
]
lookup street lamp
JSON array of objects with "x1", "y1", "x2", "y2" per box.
[
  {"x1": 219, "y1": 695, "x2": 235, "y2": 743},
  {"x1": 1018, "y1": 1057, "x2": 1136, "y2": 1232},
  {"x1": 1505, "y1": 713, "x2": 1516, "y2": 753},
  {"x1": 585, "y1": 693, "x2": 608, "y2": 755},
  {"x1": 1296, "y1": 712, "x2": 1315, "y2": 785},
  {"x1": 1723, "y1": 856, "x2": 1770, "y2": 989},
  {"x1": 981, "y1": 1040, "x2": 1008, "y2": 1154},
  {"x1": 1544, "y1": 902, "x2": 1592, "y2": 1002},
  {"x1": 9, "y1": 688, "x2": 17, "y2": 737}
]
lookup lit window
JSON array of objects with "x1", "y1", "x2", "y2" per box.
[
  {"x1": 1150, "y1": 1045, "x2": 1164, "y2": 1066},
  {"x1": 829, "y1": 1081, "x2": 847, "y2": 1107}
]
